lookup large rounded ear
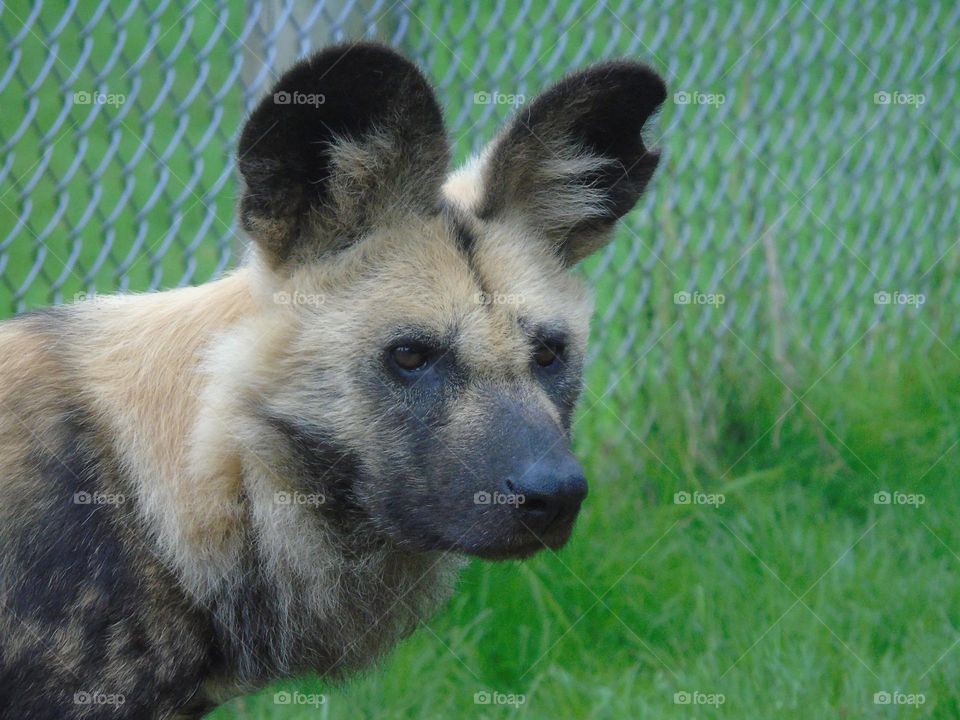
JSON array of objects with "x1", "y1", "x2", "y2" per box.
[
  {"x1": 456, "y1": 61, "x2": 666, "y2": 266},
  {"x1": 238, "y1": 42, "x2": 450, "y2": 269}
]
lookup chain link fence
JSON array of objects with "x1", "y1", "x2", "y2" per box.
[{"x1": 1, "y1": 1, "x2": 958, "y2": 454}]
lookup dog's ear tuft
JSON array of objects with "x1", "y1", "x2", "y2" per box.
[
  {"x1": 238, "y1": 42, "x2": 450, "y2": 268},
  {"x1": 470, "y1": 61, "x2": 666, "y2": 265}
]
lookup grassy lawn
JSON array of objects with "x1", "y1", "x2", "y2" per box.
[{"x1": 1, "y1": 1, "x2": 958, "y2": 718}]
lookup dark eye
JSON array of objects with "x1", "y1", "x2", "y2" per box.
[
  {"x1": 533, "y1": 341, "x2": 564, "y2": 368},
  {"x1": 390, "y1": 344, "x2": 430, "y2": 372}
]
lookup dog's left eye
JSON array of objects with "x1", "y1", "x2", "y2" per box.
[
  {"x1": 533, "y1": 341, "x2": 563, "y2": 368},
  {"x1": 390, "y1": 344, "x2": 430, "y2": 372}
]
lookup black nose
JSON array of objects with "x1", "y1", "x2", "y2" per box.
[{"x1": 505, "y1": 453, "x2": 588, "y2": 532}]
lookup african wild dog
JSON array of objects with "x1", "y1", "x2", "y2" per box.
[{"x1": 0, "y1": 43, "x2": 665, "y2": 718}]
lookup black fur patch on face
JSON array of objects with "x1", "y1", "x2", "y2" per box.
[
  {"x1": 441, "y1": 201, "x2": 478, "y2": 257},
  {"x1": 260, "y1": 412, "x2": 368, "y2": 527},
  {"x1": 440, "y1": 201, "x2": 498, "y2": 309},
  {"x1": 238, "y1": 42, "x2": 451, "y2": 268},
  {"x1": 476, "y1": 60, "x2": 667, "y2": 264},
  {"x1": 365, "y1": 383, "x2": 586, "y2": 559},
  {"x1": 522, "y1": 319, "x2": 584, "y2": 430}
]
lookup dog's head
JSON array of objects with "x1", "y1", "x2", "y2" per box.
[{"x1": 237, "y1": 43, "x2": 665, "y2": 560}]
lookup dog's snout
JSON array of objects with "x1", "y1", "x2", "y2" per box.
[{"x1": 504, "y1": 453, "x2": 587, "y2": 531}]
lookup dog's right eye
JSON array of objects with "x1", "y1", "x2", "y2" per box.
[{"x1": 390, "y1": 344, "x2": 430, "y2": 372}]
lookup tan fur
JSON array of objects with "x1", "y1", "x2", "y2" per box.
[{"x1": 58, "y1": 275, "x2": 255, "y2": 594}]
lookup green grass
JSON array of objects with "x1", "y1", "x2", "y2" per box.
[{"x1": 2, "y1": 2, "x2": 959, "y2": 718}]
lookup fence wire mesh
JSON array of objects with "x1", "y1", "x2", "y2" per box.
[{"x1": 1, "y1": 1, "x2": 958, "y2": 453}]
